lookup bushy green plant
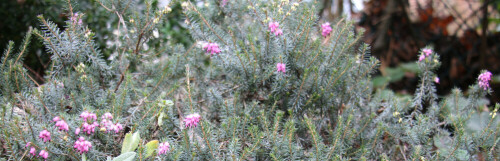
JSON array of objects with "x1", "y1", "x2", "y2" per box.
[{"x1": 0, "y1": 0, "x2": 498, "y2": 160}]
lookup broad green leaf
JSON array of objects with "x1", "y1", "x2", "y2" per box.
[
  {"x1": 113, "y1": 152, "x2": 136, "y2": 161},
  {"x1": 121, "y1": 131, "x2": 141, "y2": 153},
  {"x1": 145, "y1": 140, "x2": 159, "y2": 157}
]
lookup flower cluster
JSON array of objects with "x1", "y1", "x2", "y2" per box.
[
  {"x1": 54, "y1": 117, "x2": 69, "y2": 132},
  {"x1": 69, "y1": 12, "x2": 83, "y2": 26},
  {"x1": 73, "y1": 137, "x2": 92, "y2": 154},
  {"x1": 268, "y1": 21, "x2": 283, "y2": 36},
  {"x1": 79, "y1": 111, "x2": 123, "y2": 135},
  {"x1": 321, "y1": 22, "x2": 332, "y2": 38},
  {"x1": 82, "y1": 122, "x2": 99, "y2": 135},
  {"x1": 184, "y1": 113, "x2": 201, "y2": 128},
  {"x1": 38, "y1": 150, "x2": 49, "y2": 160},
  {"x1": 276, "y1": 63, "x2": 286, "y2": 73},
  {"x1": 418, "y1": 48, "x2": 433, "y2": 61},
  {"x1": 158, "y1": 141, "x2": 171, "y2": 155},
  {"x1": 26, "y1": 142, "x2": 49, "y2": 159},
  {"x1": 70, "y1": 12, "x2": 83, "y2": 25},
  {"x1": 80, "y1": 111, "x2": 97, "y2": 122},
  {"x1": 203, "y1": 43, "x2": 222, "y2": 55},
  {"x1": 39, "y1": 130, "x2": 51, "y2": 142},
  {"x1": 478, "y1": 71, "x2": 492, "y2": 90}
]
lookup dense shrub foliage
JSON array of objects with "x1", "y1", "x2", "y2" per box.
[{"x1": 0, "y1": 0, "x2": 498, "y2": 160}]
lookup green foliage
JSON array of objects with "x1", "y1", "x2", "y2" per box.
[{"x1": 0, "y1": 0, "x2": 499, "y2": 160}]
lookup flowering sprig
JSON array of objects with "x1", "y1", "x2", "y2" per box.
[
  {"x1": 478, "y1": 70, "x2": 492, "y2": 90},
  {"x1": 418, "y1": 48, "x2": 433, "y2": 61},
  {"x1": 268, "y1": 21, "x2": 283, "y2": 36},
  {"x1": 39, "y1": 130, "x2": 51, "y2": 142},
  {"x1": 158, "y1": 141, "x2": 171, "y2": 155},
  {"x1": 276, "y1": 63, "x2": 286, "y2": 73},
  {"x1": 184, "y1": 113, "x2": 201, "y2": 128},
  {"x1": 54, "y1": 117, "x2": 69, "y2": 132},
  {"x1": 80, "y1": 111, "x2": 97, "y2": 122},
  {"x1": 73, "y1": 137, "x2": 92, "y2": 154},
  {"x1": 203, "y1": 43, "x2": 222, "y2": 55},
  {"x1": 39, "y1": 150, "x2": 49, "y2": 160},
  {"x1": 321, "y1": 22, "x2": 332, "y2": 38}
]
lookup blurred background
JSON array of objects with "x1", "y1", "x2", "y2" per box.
[{"x1": 1, "y1": 0, "x2": 499, "y2": 103}]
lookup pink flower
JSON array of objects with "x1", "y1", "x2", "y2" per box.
[
  {"x1": 478, "y1": 71, "x2": 492, "y2": 90},
  {"x1": 268, "y1": 21, "x2": 279, "y2": 33},
  {"x1": 73, "y1": 137, "x2": 92, "y2": 154},
  {"x1": 274, "y1": 29, "x2": 283, "y2": 36},
  {"x1": 25, "y1": 142, "x2": 31, "y2": 148},
  {"x1": 75, "y1": 128, "x2": 81, "y2": 135},
  {"x1": 221, "y1": 0, "x2": 228, "y2": 6},
  {"x1": 102, "y1": 112, "x2": 113, "y2": 120},
  {"x1": 110, "y1": 123, "x2": 123, "y2": 133},
  {"x1": 39, "y1": 130, "x2": 51, "y2": 142},
  {"x1": 321, "y1": 22, "x2": 332, "y2": 38},
  {"x1": 55, "y1": 120, "x2": 69, "y2": 132},
  {"x1": 70, "y1": 13, "x2": 83, "y2": 25},
  {"x1": 268, "y1": 21, "x2": 283, "y2": 36},
  {"x1": 158, "y1": 141, "x2": 170, "y2": 155},
  {"x1": 52, "y1": 116, "x2": 60, "y2": 122},
  {"x1": 276, "y1": 63, "x2": 286, "y2": 73},
  {"x1": 203, "y1": 43, "x2": 222, "y2": 55},
  {"x1": 82, "y1": 122, "x2": 98, "y2": 135},
  {"x1": 423, "y1": 48, "x2": 432, "y2": 56},
  {"x1": 434, "y1": 77, "x2": 440, "y2": 84},
  {"x1": 418, "y1": 54, "x2": 426, "y2": 62},
  {"x1": 38, "y1": 150, "x2": 49, "y2": 159},
  {"x1": 184, "y1": 113, "x2": 201, "y2": 128},
  {"x1": 80, "y1": 111, "x2": 97, "y2": 122},
  {"x1": 29, "y1": 147, "x2": 36, "y2": 156},
  {"x1": 100, "y1": 119, "x2": 113, "y2": 129}
]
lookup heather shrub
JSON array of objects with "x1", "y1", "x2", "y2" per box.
[{"x1": 0, "y1": 0, "x2": 499, "y2": 160}]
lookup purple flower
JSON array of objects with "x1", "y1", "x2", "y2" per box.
[
  {"x1": 321, "y1": 22, "x2": 332, "y2": 38},
  {"x1": 203, "y1": 43, "x2": 222, "y2": 55},
  {"x1": 73, "y1": 137, "x2": 92, "y2": 154},
  {"x1": 478, "y1": 71, "x2": 492, "y2": 90},
  {"x1": 55, "y1": 120, "x2": 69, "y2": 132},
  {"x1": 158, "y1": 141, "x2": 171, "y2": 155},
  {"x1": 276, "y1": 63, "x2": 286, "y2": 73},
  {"x1": 38, "y1": 150, "x2": 49, "y2": 159},
  {"x1": 39, "y1": 130, "x2": 51, "y2": 142},
  {"x1": 184, "y1": 113, "x2": 201, "y2": 128}
]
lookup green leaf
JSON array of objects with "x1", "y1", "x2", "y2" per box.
[
  {"x1": 82, "y1": 154, "x2": 87, "y2": 161},
  {"x1": 145, "y1": 140, "x2": 159, "y2": 157},
  {"x1": 158, "y1": 112, "x2": 166, "y2": 127},
  {"x1": 113, "y1": 152, "x2": 136, "y2": 161},
  {"x1": 121, "y1": 131, "x2": 141, "y2": 153}
]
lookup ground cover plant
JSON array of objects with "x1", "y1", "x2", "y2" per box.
[{"x1": 0, "y1": 0, "x2": 499, "y2": 160}]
